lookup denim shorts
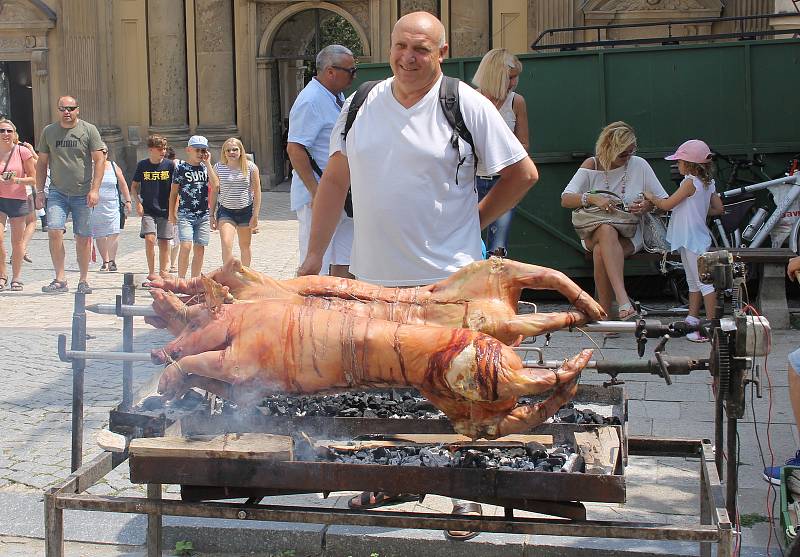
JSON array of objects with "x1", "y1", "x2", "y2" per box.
[
  {"x1": 217, "y1": 204, "x2": 253, "y2": 227},
  {"x1": 177, "y1": 211, "x2": 210, "y2": 246},
  {"x1": 790, "y1": 347, "x2": 800, "y2": 375},
  {"x1": 46, "y1": 189, "x2": 93, "y2": 237}
]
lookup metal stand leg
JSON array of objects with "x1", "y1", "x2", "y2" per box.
[
  {"x1": 726, "y1": 415, "x2": 738, "y2": 521},
  {"x1": 147, "y1": 483, "x2": 163, "y2": 557},
  {"x1": 699, "y1": 457, "x2": 711, "y2": 557},
  {"x1": 44, "y1": 490, "x2": 64, "y2": 557},
  {"x1": 71, "y1": 292, "x2": 86, "y2": 472},
  {"x1": 120, "y1": 273, "x2": 135, "y2": 411}
]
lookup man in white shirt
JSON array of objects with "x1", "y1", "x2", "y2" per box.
[
  {"x1": 297, "y1": 12, "x2": 538, "y2": 538},
  {"x1": 287, "y1": 44, "x2": 356, "y2": 278},
  {"x1": 298, "y1": 11, "x2": 537, "y2": 285}
]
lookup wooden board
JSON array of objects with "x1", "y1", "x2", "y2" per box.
[{"x1": 129, "y1": 433, "x2": 293, "y2": 461}]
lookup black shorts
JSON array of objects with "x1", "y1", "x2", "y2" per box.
[
  {"x1": 217, "y1": 204, "x2": 253, "y2": 227},
  {"x1": 0, "y1": 197, "x2": 29, "y2": 218}
]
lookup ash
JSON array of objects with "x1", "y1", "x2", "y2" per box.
[
  {"x1": 328, "y1": 443, "x2": 580, "y2": 472},
  {"x1": 258, "y1": 391, "x2": 619, "y2": 425}
]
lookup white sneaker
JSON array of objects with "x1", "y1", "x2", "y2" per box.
[{"x1": 687, "y1": 331, "x2": 708, "y2": 343}]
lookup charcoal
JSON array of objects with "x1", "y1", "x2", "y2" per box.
[
  {"x1": 338, "y1": 408, "x2": 360, "y2": 417},
  {"x1": 555, "y1": 407, "x2": 578, "y2": 423},
  {"x1": 139, "y1": 395, "x2": 164, "y2": 411}
]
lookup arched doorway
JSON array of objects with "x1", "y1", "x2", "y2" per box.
[{"x1": 256, "y1": 4, "x2": 369, "y2": 186}]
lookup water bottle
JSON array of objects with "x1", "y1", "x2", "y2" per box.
[{"x1": 741, "y1": 207, "x2": 768, "y2": 243}]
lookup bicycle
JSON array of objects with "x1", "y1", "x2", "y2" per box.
[{"x1": 710, "y1": 152, "x2": 800, "y2": 252}]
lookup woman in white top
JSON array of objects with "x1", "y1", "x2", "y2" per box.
[
  {"x1": 91, "y1": 146, "x2": 131, "y2": 271},
  {"x1": 212, "y1": 137, "x2": 261, "y2": 267},
  {"x1": 561, "y1": 122, "x2": 668, "y2": 320},
  {"x1": 472, "y1": 48, "x2": 529, "y2": 257}
]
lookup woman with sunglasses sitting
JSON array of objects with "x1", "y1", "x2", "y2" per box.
[{"x1": 560, "y1": 121, "x2": 668, "y2": 321}]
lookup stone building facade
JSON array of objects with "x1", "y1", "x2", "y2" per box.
[{"x1": 0, "y1": 0, "x2": 786, "y2": 186}]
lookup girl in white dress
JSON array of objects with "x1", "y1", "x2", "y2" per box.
[{"x1": 645, "y1": 139, "x2": 723, "y2": 342}]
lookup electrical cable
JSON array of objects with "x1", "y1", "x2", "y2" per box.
[{"x1": 743, "y1": 303, "x2": 784, "y2": 556}]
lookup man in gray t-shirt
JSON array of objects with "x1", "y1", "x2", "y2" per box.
[{"x1": 34, "y1": 95, "x2": 105, "y2": 294}]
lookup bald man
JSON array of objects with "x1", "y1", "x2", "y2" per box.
[
  {"x1": 298, "y1": 11, "x2": 538, "y2": 285},
  {"x1": 35, "y1": 95, "x2": 105, "y2": 294},
  {"x1": 298, "y1": 11, "x2": 538, "y2": 540}
]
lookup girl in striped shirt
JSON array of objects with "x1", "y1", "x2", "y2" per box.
[{"x1": 213, "y1": 138, "x2": 261, "y2": 266}]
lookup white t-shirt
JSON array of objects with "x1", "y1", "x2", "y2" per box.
[
  {"x1": 330, "y1": 75, "x2": 528, "y2": 286},
  {"x1": 288, "y1": 78, "x2": 345, "y2": 211}
]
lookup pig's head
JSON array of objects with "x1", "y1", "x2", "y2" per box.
[{"x1": 151, "y1": 305, "x2": 231, "y2": 365}]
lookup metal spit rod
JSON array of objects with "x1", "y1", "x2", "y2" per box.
[{"x1": 86, "y1": 303, "x2": 157, "y2": 318}]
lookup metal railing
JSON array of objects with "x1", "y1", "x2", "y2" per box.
[{"x1": 531, "y1": 12, "x2": 800, "y2": 51}]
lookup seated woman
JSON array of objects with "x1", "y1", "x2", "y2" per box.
[{"x1": 561, "y1": 121, "x2": 668, "y2": 320}]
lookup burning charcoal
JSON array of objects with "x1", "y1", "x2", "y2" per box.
[
  {"x1": 404, "y1": 456, "x2": 422, "y2": 466},
  {"x1": 363, "y1": 409, "x2": 378, "y2": 419},
  {"x1": 338, "y1": 408, "x2": 361, "y2": 417},
  {"x1": 555, "y1": 407, "x2": 578, "y2": 423},
  {"x1": 534, "y1": 462, "x2": 552, "y2": 472}
]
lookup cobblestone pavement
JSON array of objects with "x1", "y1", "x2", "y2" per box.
[{"x1": 0, "y1": 192, "x2": 298, "y2": 498}]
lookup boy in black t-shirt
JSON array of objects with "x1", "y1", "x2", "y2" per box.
[
  {"x1": 169, "y1": 135, "x2": 218, "y2": 278},
  {"x1": 131, "y1": 134, "x2": 174, "y2": 281}
]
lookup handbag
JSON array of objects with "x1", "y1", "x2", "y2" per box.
[
  {"x1": 640, "y1": 211, "x2": 670, "y2": 253},
  {"x1": 571, "y1": 190, "x2": 639, "y2": 240}
]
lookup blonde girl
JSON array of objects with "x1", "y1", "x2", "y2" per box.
[
  {"x1": 212, "y1": 138, "x2": 261, "y2": 266},
  {"x1": 644, "y1": 139, "x2": 724, "y2": 341}
]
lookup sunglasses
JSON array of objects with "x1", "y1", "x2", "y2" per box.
[
  {"x1": 618, "y1": 147, "x2": 637, "y2": 158},
  {"x1": 0, "y1": 129, "x2": 14, "y2": 134},
  {"x1": 331, "y1": 65, "x2": 357, "y2": 77},
  {"x1": 58, "y1": 106, "x2": 79, "y2": 112}
]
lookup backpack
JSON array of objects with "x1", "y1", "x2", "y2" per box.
[{"x1": 340, "y1": 76, "x2": 478, "y2": 214}]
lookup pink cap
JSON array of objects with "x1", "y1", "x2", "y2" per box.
[{"x1": 665, "y1": 139, "x2": 712, "y2": 164}]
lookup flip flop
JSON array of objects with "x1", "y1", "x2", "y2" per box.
[
  {"x1": 0, "y1": 276, "x2": 7, "y2": 292},
  {"x1": 445, "y1": 501, "x2": 483, "y2": 541},
  {"x1": 347, "y1": 491, "x2": 419, "y2": 510},
  {"x1": 9, "y1": 280, "x2": 23, "y2": 292},
  {"x1": 617, "y1": 302, "x2": 638, "y2": 321}
]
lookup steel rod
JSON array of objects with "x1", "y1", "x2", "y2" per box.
[
  {"x1": 85, "y1": 303, "x2": 156, "y2": 317},
  {"x1": 70, "y1": 292, "x2": 86, "y2": 472},
  {"x1": 121, "y1": 274, "x2": 135, "y2": 410},
  {"x1": 61, "y1": 349, "x2": 154, "y2": 362}
]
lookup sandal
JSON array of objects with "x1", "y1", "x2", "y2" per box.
[
  {"x1": 23, "y1": 253, "x2": 32, "y2": 263},
  {"x1": 0, "y1": 276, "x2": 7, "y2": 292},
  {"x1": 9, "y1": 280, "x2": 23, "y2": 292},
  {"x1": 445, "y1": 501, "x2": 483, "y2": 541},
  {"x1": 617, "y1": 302, "x2": 638, "y2": 321},
  {"x1": 347, "y1": 491, "x2": 420, "y2": 510}
]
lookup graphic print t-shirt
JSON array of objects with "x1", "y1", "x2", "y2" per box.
[
  {"x1": 133, "y1": 159, "x2": 173, "y2": 217},
  {"x1": 172, "y1": 161, "x2": 209, "y2": 216}
]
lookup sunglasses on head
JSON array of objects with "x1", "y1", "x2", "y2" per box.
[
  {"x1": 58, "y1": 106, "x2": 79, "y2": 112},
  {"x1": 331, "y1": 65, "x2": 357, "y2": 77}
]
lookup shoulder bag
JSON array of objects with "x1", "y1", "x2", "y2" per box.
[{"x1": 572, "y1": 190, "x2": 639, "y2": 240}]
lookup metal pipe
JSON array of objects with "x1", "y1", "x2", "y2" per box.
[
  {"x1": 85, "y1": 303, "x2": 157, "y2": 317},
  {"x1": 726, "y1": 415, "x2": 738, "y2": 522},
  {"x1": 60, "y1": 347, "x2": 154, "y2": 363},
  {"x1": 121, "y1": 274, "x2": 135, "y2": 410},
  {"x1": 70, "y1": 292, "x2": 86, "y2": 472}
]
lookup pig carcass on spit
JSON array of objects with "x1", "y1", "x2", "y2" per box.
[
  {"x1": 150, "y1": 297, "x2": 593, "y2": 440},
  {"x1": 147, "y1": 257, "x2": 605, "y2": 345}
]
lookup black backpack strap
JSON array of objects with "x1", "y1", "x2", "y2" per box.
[
  {"x1": 342, "y1": 80, "x2": 382, "y2": 140},
  {"x1": 439, "y1": 75, "x2": 476, "y2": 165}
]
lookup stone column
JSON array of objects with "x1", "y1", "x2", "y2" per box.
[
  {"x1": 60, "y1": 1, "x2": 124, "y2": 154},
  {"x1": 255, "y1": 58, "x2": 277, "y2": 188},
  {"x1": 147, "y1": 0, "x2": 190, "y2": 146},
  {"x1": 193, "y1": 0, "x2": 239, "y2": 144}
]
